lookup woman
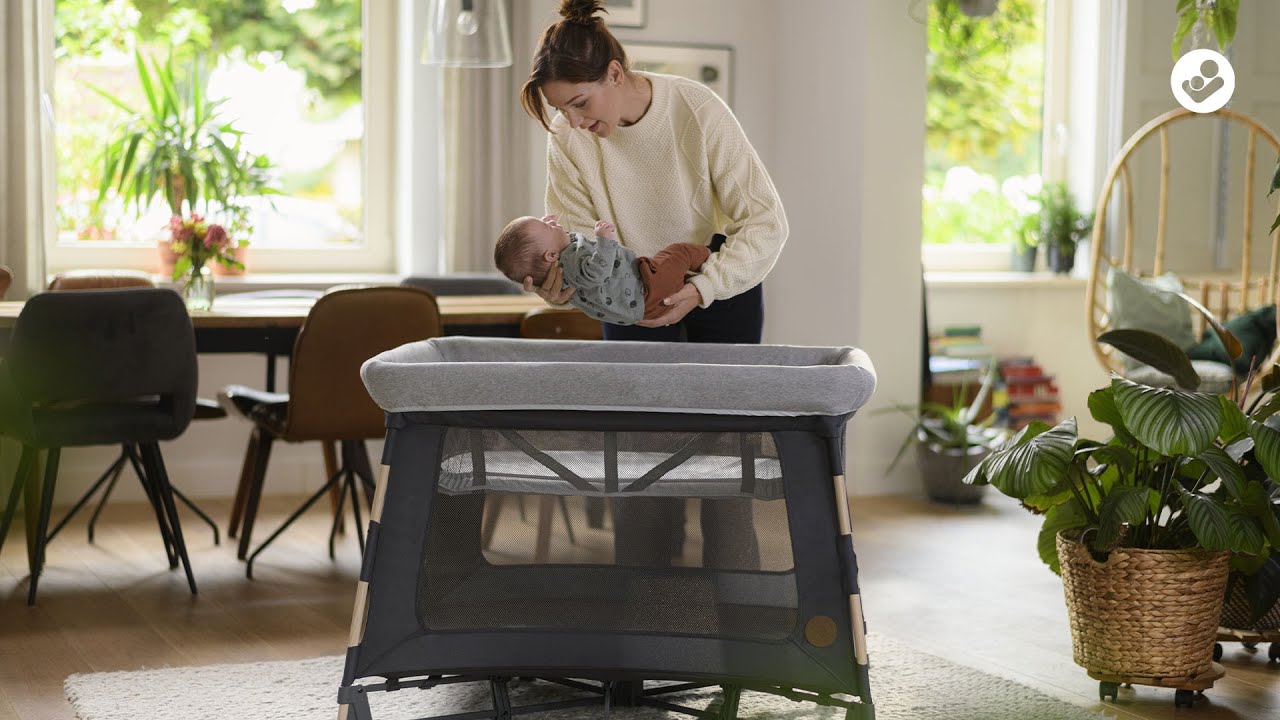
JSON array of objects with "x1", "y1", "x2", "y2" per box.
[{"x1": 520, "y1": 0, "x2": 788, "y2": 567}]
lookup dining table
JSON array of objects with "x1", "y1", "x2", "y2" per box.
[{"x1": 0, "y1": 293, "x2": 549, "y2": 391}]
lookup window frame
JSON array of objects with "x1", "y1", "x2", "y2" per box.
[{"x1": 39, "y1": 0, "x2": 397, "y2": 277}]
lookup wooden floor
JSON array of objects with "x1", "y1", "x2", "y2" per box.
[{"x1": 1, "y1": 491, "x2": 1278, "y2": 719}]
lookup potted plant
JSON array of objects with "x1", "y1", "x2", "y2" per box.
[
  {"x1": 886, "y1": 363, "x2": 1006, "y2": 504},
  {"x1": 91, "y1": 50, "x2": 274, "y2": 302},
  {"x1": 1023, "y1": 181, "x2": 1092, "y2": 274},
  {"x1": 963, "y1": 319, "x2": 1280, "y2": 699}
]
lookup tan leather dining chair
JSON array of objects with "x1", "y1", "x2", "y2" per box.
[
  {"x1": 221, "y1": 285, "x2": 442, "y2": 577},
  {"x1": 41, "y1": 270, "x2": 225, "y2": 548}
]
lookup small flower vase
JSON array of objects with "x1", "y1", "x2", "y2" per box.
[{"x1": 183, "y1": 264, "x2": 215, "y2": 311}]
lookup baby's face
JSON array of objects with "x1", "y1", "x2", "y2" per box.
[{"x1": 526, "y1": 216, "x2": 572, "y2": 256}]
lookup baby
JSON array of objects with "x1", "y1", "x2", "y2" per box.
[{"x1": 494, "y1": 214, "x2": 710, "y2": 326}]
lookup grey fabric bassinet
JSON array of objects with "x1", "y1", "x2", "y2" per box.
[{"x1": 338, "y1": 337, "x2": 879, "y2": 720}]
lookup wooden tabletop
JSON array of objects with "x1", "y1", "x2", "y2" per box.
[{"x1": 0, "y1": 294, "x2": 548, "y2": 329}]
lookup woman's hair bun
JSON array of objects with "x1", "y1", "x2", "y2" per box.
[{"x1": 559, "y1": 0, "x2": 605, "y2": 26}]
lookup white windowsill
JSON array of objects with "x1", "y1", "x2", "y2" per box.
[
  {"x1": 94, "y1": 272, "x2": 404, "y2": 294},
  {"x1": 924, "y1": 271, "x2": 1088, "y2": 289}
]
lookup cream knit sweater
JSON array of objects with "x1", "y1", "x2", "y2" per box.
[{"x1": 545, "y1": 72, "x2": 788, "y2": 307}]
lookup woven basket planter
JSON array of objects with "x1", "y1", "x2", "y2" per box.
[
  {"x1": 1056, "y1": 532, "x2": 1229, "y2": 678},
  {"x1": 1220, "y1": 575, "x2": 1280, "y2": 632}
]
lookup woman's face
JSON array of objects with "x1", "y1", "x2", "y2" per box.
[{"x1": 541, "y1": 63, "x2": 623, "y2": 138}]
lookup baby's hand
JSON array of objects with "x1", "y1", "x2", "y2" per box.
[{"x1": 594, "y1": 219, "x2": 616, "y2": 240}]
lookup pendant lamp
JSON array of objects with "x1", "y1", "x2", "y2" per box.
[{"x1": 421, "y1": 0, "x2": 513, "y2": 68}]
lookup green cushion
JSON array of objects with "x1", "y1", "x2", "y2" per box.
[
  {"x1": 1185, "y1": 304, "x2": 1276, "y2": 375},
  {"x1": 1107, "y1": 269, "x2": 1197, "y2": 368},
  {"x1": 1127, "y1": 359, "x2": 1236, "y2": 395}
]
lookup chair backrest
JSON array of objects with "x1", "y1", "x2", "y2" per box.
[
  {"x1": 519, "y1": 307, "x2": 603, "y2": 340},
  {"x1": 1086, "y1": 108, "x2": 1280, "y2": 373},
  {"x1": 6, "y1": 288, "x2": 197, "y2": 440},
  {"x1": 284, "y1": 286, "x2": 442, "y2": 441},
  {"x1": 401, "y1": 273, "x2": 523, "y2": 296},
  {"x1": 47, "y1": 269, "x2": 155, "y2": 291}
]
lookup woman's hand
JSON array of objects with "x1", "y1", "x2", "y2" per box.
[
  {"x1": 523, "y1": 263, "x2": 576, "y2": 305},
  {"x1": 637, "y1": 283, "x2": 702, "y2": 328}
]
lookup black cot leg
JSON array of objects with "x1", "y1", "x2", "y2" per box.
[
  {"x1": 490, "y1": 677, "x2": 513, "y2": 720},
  {"x1": 718, "y1": 685, "x2": 741, "y2": 719}
]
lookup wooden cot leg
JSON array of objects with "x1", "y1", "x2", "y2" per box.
[
  {"x1": 833, "y1": 474, "x2": 870, "y2": 667},
  {"x1": 338, "y1": 464, "x2": 391, "y2": 720}
]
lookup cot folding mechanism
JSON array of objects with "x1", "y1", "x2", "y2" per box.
[{"x1": 337, "y1": 337, "x2": 879, "y2": 719}]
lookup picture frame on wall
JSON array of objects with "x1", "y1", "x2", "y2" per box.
[
  {"x1": 602, "y1": 0, "x2": 646, "y2": 28},
  {"x1": 625, "y1": 42, "x2": 734, "y2": 107}
]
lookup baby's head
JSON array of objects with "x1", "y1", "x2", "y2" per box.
[{"x1": 494, "y1": 215, "x2": 572, "y2": 285}]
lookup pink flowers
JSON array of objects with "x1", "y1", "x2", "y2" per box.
[
  {"x1": 165, "y1": 214, "x2": 241, "y2": 281},
  {"x1": 204, "y1": 223, "x2": 228, "y2": 249}
]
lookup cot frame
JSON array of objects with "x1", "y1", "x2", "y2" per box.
[{"x1": 336, "y1": 409, "x2": 874, "y2": 720}]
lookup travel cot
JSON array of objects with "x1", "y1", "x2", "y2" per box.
[{"x1": 337, "y1": 337, "x2": 878, "y2": 719}]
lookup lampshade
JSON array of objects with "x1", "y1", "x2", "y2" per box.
[{"x1": 421, "y1": 0, "x2": 513, "y2": 68}]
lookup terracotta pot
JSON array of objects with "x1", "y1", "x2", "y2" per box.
[
  {"x1": 156, "y1": 240, "x2": 178, "y2": 278},
  {"x1": 213, "y1": 245, "x2": 249, "y2": 276}
]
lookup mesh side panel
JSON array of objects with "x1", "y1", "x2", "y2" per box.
[
  {"x1": 438, "y1": 429, "x2": 782, "y2": 499},
  {"x1": 416, "y1": 428, "x2": 797, "y2": 641}
]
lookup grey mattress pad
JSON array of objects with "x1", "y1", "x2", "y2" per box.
[{"x1": 361, "y1": 337, "x2": 877, "y2": 417}]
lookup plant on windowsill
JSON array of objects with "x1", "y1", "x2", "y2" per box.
[
  {"x1": 1172, "y1": 0, "x2": 1239, "y2": 60},
  {"x1": 883, "y1": 362, "x2": 1006, "y2": 504},
  {"x1": 963, "y1": 315, "x2": 1280, "y2": 692},
  {"x1": 91, "y1": 50, "x2": 275, "y2": 306},
  {"x1": 1019, "y1": 181, "x2": 1092, "y2": 275}
]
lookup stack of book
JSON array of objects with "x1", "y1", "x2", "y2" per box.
[
  {"x1": 998, "y1": 358, "x2": 1062, "y2": 430},
  {"x1": 928, "y1": 325, "x2": 994, "y2": 385}
]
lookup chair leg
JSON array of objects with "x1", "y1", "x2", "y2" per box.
[
  {"x1": 0, "y1": 446, "x2": 35, "y2": 558},
  {"x1": 534, "y1": 495, "x2": 555, "y2": 563},
  {"x1": 139, "y1": 442, "x2": 197, "y2": 595},
  {"x1": 125, "y1": 443, "x2": 177, "y2": 568},
  {"x1": 236, "y1": 428, "x2": 275, "y2": 560},
  {"x1": 482, "y1": 495, "x2": 505, "y2": 550},
  {"x1": 323, "y1": 440, "x2": 343, "y2": 535},
  {"x1": 246, "y1": 470, "x2": 340, "y2": 579},
  {"x1": 171, "y1": 486, "x2": 220, "y2": 546},
  {"x1": 558, "y1": 496, "x2": 577, "y2": 545},
  {"x1": 228, "y1": 428, "x2": 261, "y2": 541},
  {"x1": 351, "y1": 441, "x2": 376, "y2": 508},
  {"x1": 28, "y1": 448, "x2": 61, "y2": 606},
  {"x1": 85, "y1": 453, "x2": 128, "y2": 544},
  {"x1": 343, "y1": 441, "x2": 368, "y2": 554},
  {"x1": 327, "y1": 469, "x2": 349, "y2": 561},
  {"x1": 46, "y1": 450, "x2": 126, "y2": 544}
]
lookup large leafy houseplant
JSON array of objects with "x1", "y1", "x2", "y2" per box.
[
  {"x1": 92, "y1": 50, "x2": 274, "y2": 281},
  {"x1": 964, "y1": 318, "x2": 1280, "y2": 615}
]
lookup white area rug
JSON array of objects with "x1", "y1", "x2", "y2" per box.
[{"x1": 65, "y1": 634, "x2": 1104, "y2": 719}]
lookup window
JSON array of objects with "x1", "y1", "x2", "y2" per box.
[
  {"x1": 44, "y1": 0, "x2": 394, "y2": 275},
  {"x1": 922, "y1": 0, "x2": 1050, "y2": 271}
]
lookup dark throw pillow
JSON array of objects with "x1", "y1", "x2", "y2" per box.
[{"x1": 1185, "y1": 304, "x2": 1277, "y2": 376}]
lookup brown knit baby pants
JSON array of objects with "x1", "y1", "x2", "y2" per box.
[{"x1": 637, "y1": 243, "x2": 712, "y2": 320}]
